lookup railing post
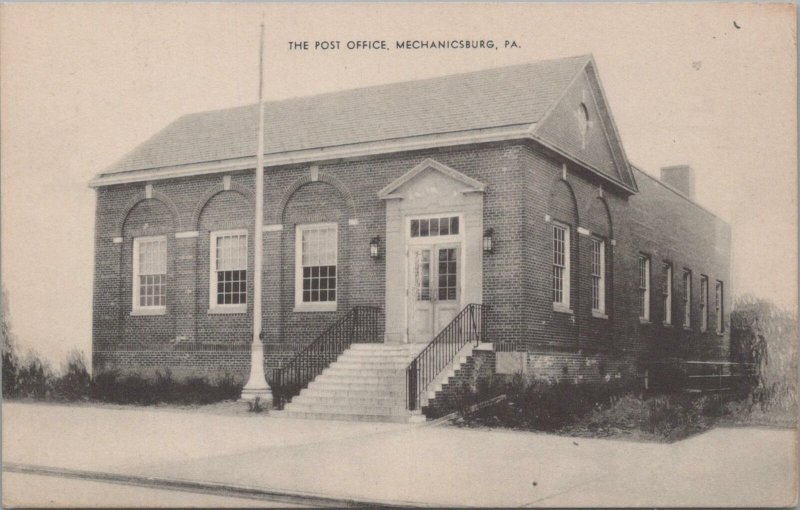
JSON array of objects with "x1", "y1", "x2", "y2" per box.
[{"x1": 407, "y1": 361, "x2": 417, "y2": 411}]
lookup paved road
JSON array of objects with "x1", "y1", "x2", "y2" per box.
[
  {"x1": 3, "y1": 401, "x2": 797, "y2": 507},
  {"x1": 3, "y1": 472, "x2": 296, "y2": 508}
]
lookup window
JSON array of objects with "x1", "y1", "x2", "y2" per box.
[
  {"x1": 662, "y1": 263, "x2": 672, "y2": 325},
  {"x1": 552, "y1": 223, "x2": 571, "y2": 309},
  {"x1": 133, "y1": 236, "x2": 167, "y2": 313},
  {"x1": 210, "y1": 230, "x2": 247, "y2": 309},
  {"x1": 716, "y1": 280, "x2": 724, "y2": 333},
  {"x1": 410, "y1": 216, "x2": 459, "y2": 238},
  {"x1": 591, "y1": 237, "x2": 605, "y2": 313},
  {"x1": 700, "y1": 276, "x2": 709, "y2": 332},
  {"x1": 296, "y1": 223, "x2": 337, "y2": 310},
  {"x1": 638, "y1": 255, "x2": 650, "y2": 321},
  {"x1": 683, "y1": 270, "x2": 692, "y2": 328}
]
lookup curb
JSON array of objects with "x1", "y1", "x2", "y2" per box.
[{"x1": 3, "y1": 462, "x2": 431, "y2": 508}]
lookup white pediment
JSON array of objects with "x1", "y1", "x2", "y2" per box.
[{"x1": 377, "y1": 159, "x2": 486, "y2": 200}]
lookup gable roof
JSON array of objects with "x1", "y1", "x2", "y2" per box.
[{"x1": 92, "y1": 54, "x2": 635, "y2": 193}]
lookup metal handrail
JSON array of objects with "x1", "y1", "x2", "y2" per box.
[
  {"x1": 270, "y1": 306, "x2": 383, "y2": 409},
  {"x1": 646, "y1": 359, "x2": 757, "y2": 393},
  {"x1": 406, "y1": 303, "x2": 486, "y2": 411}
]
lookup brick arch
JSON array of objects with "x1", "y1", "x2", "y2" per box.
[
  {"x1": 277, "y1": 172, "x2": 356, "y2": 224},
  {"x1": 190, "y1": 182, "x2": 255, "y2": 230},
  {"x1": 115, "y1": 190, "x2": 180, "y2": 237},
  {"x1": 586, "y1": 196, "x2": 614, "y2": 238},
  {"x1": 547, "y1": 175, "x2": 580, "y2": 226}
]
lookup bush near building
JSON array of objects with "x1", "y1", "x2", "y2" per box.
[
  {"x1": 456, "y1": 297, "x2": 796, "y2": 440},
  {"x1": 2, "y1": 347, "x2": 239, "y2": 405}
]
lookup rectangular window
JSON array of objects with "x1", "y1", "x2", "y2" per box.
[
  {"x1": 296, "y1": 223, "x2": 337, "y2": 310},
  {"x1": 410, "y1": 216, "x2": 459, "y2": 238},
  {"x1": 133, "y1": 236, "x2": 167, "y2": 312},
  {"x1": 638, "y1": 255, "x2": 650, "y2": 321},
  {"x1": 663, "y1": 263, "x2": 672, "y2": 325},
  {"x1": 700, "y1": 276, "x2": 709, "y2": 332},
  {"x1": 683, "y1": 269, "x2": 692, "y2": 328},
  {"x1": 591, "y1": 238, "x2": 605, "y2": 313},
  {"x1": 552, "y1": 223, "x2": 570, "y2": 309},
  {"x1": 716, "y1": 280, "x2": 724, "y2": 333},
  {"x1": 210, "y1": 230, "x2": 247, "y2": 309}
]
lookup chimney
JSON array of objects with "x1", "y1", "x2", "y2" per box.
[{"x1": 660, "y1": 165, "x2": 695, "y2": 200}]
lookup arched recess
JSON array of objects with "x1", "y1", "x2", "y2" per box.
[
  {"x1": 277, "y1": 172, "x2": 356, "y2": 224},
  {"x1": 115, "y1": 190, "x2": 180, "y2": 237},
  {"x1": 547, "y1": 176, "x2": 580, "y2": 325},
  {"x1": 280, "y1": 179, "x2": 350, "y2": 343},
  {"x1": 547, "y1": 176, "x2": 580, "y2": 226},
  {"x1": 586, "y1": 196, "x2": 613, "y2": 239},
  {"x1": 191, "y1": 182, "x2": 255, "y2": 231},
  {"x1": 119, "y1": 198, "x2": 177, "y2": 344}
]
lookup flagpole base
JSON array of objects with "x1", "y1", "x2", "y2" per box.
[
  {"x1": 239, "y1": 340, "x2": 273, "y2": 408},
  {"x1": 239, "y1": 387, "x2": 273, "y2": 404}
]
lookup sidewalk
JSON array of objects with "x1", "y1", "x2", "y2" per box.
[{"x1": 3, "y1": 401, "x2": 797, "y2": 507}]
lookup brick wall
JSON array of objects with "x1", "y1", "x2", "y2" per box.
[
  {"x1": 516, "y1": 143, "x2": 731, "y2": 376},
  {"x1": 423, "y1": 349, "x2": 496, "y2": 418},
  {"x1": 93, "y1": 139, "x2": 731, "y2": 382},
  {"x1": 93, "y1": 143, "x2": 528, "y2": 377}
]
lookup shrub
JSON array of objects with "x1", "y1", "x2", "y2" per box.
[
  {"x1": 2, "y1": 342, "x2": 18, "y2": 397},
  {"x1": 2, "y1": 287, "x2": 19, "y2": 397},
  {"x1": 52, "y1": 350, "x2": 91, "y2": 401},
  {"x1": 467, "y1": 374, "x2": 639, "y2": 431},
  {"x1": 14, "y1": 350, "x2": 54, "y2": 399},
  {"x1": 462, "y1": 373, "x2": 748, "y2": 441},
  {"x1": 91, "y1": 370, "x2": 240, "y2": 405},
  {"x1": 731, "y1": 295, "x2": 797, "y2": 423}
]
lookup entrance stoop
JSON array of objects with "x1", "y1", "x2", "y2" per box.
[{"x1": 275, "y1": 344, "x2": 427, "y2": 423}]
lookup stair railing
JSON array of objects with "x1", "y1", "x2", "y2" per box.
[
  {"x1": 270, "y1": 306, "x2": 383, "y2": 409},
  {"x1": 406, "y1": 303, "x2": 486, "y2": 411}
]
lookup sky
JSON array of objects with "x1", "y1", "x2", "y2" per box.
[{"x1": 1, "y1": 3, "x2": 796, "y2": 366}]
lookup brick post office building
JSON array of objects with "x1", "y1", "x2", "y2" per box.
[{"x1": 91, "y1": 55, "x2": 731, "y2": 420}]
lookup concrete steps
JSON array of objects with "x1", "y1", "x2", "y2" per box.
[{"x1": 277, "y1": 343, "x2": 427, "y2": 424}]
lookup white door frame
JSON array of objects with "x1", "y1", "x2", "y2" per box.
[{"x1": 403, "y1": 213, "x2": 465, "y2": 343}]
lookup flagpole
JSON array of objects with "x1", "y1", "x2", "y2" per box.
[{"x1": 240, "y1": 19, "x2": 272, "y2": 405}]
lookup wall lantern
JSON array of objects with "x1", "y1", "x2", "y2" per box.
[
  {"x1": 370, "y1": 236, "x2": 381, "y2": 259},
  {"x1": 483, "y1": 228, "x2": 494, "y2": 253}
]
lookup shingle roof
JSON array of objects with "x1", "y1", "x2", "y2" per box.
[{"x1": 102, "y1": 55, "x2": 592, "y2": 175}]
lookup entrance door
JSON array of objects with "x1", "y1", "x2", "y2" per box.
[{"x1": 408, "y1": 243, "x2": 460, "y2": 343}]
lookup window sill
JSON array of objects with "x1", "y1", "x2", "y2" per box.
[
  {"x1": 208, "y1": 306, "x2": 247, "y2": 315},
  {"x1": 130, "y1": 308, "x2": 166, "y2": 316},
  {"x1": 552, "y1": 303, "x2": 573, "y2": 315},
  {"x1": 591, "y1": 310, "x2": 608, "y2": 320},
  {"x1": 683, "y1": 326, "x2": 692, "y2": 331},
  {"x1": 662, "y1": 322, "x2": 673, "y2": 328},
  {"x1": 639, "y1": 318, "x2": 651, "y2": 325},
  {"x1": 294, "y1": 303, "x2": 337, "y2": 313}
]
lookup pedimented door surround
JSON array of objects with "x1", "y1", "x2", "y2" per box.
[{"x1": 379, "y1": 159, "x2": 485, "y2": 344}]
